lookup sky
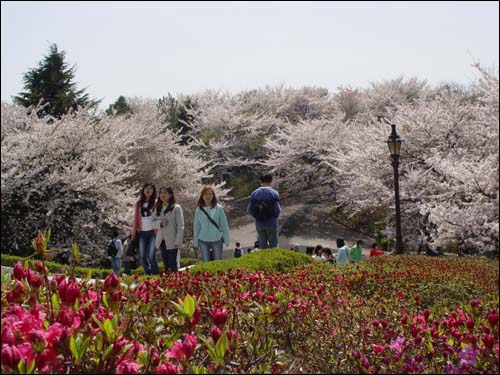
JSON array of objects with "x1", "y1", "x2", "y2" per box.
[{"x1": 1, "y1": 1, "x2": 499, "y2": 110}]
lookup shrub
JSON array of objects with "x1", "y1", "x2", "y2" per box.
[{"x1": 191, "y1": 248, "x2": 314, "y2": 274}]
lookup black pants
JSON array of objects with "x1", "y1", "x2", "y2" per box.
[{"x1": 160, "y1": 242, "x2": 179, "y2": 272}]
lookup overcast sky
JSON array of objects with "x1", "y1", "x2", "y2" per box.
[{"x1": 1, "y1": 1, "x2": 498, "y2": 109}]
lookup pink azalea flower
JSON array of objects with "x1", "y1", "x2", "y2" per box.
[
  {"x1": 103, "y1": 272, "x2": 120, "y2": 292},
  {"x1": 156, "y1": 361, "x2": 183, "y2": 374},
  {"x1": 389, "y1": 337, "x2": 405, "y2": 353},
  {"x1": 2, "y1": 325, "x2": 16, "y2": 345},
  {"x1": 166, "y1": 334, "x2": 196, "y2": 362},
  {"x1": 470, "y1": 299, "x2": 481, "y2": 308},
  {"x1": 209, "y1": 308, "x2": 228, "y2": 328},
  {"x1": 13, "y1": 262, "x2": 26, "y2": 280},
  {"x1": 116, "y1": 358, "x2": 142, "y2": 374},
  {"x1": 210, "y1": 325, "x2": 222, "y2": 343},
  {"x1": 166, "y1": 342, "x2": 185, "y2": 362},
  {"x1": 190, "y1": 307, "x2": 201, "y2": 325},
  {"x1": 488, "y1": 310, "x2": 499, "y2": 326},
  {"x1": 371, "y1": 344, "x2": 385, "y2": 355},
  {"x1": 182, "y1": 334, "x2": 196, "y2": 359},
  {"x1": 1, "y1": 344, "x2": 22, "y2": 369}
]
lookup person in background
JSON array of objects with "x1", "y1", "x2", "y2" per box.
[
  {"x1": 253, "y1": 240, "x2": 261, "y2": 252},
  {"x1": 247, "y1": 174, "x2": 281, "y2": 249},
  {"x1": 312, "y1": 244, "x2": 324, "y2": 261},
  {"x1": 322, "y1": 248, "x2": 334, "y2": 264},
  {"x1": 154, "y1": 186, "x2": 184, "y2": 273},
  {"x1": 131, "y1": 182, "x2": 159, "y2": 275},
  {"x1": 121, "y1": 235, "x2": 133, "y2": 276},
  {"x1": 336, "y1": 238, "x2": 351, "y2": 267},
  {"x1": 350, "y1": 240, "x2": 363, "y2": 263},
  {"x1": 234, "y1": 242, "x2": 243, "y2": 258},
  {"x1": 193, "y1": 186, "x2": 230, "y2": 262},
  {"x1": 369, "y1": 242, "x2": 385, "y2": 257},
  {"x1": 110, "y1": 229, "x2": 123, "y2": 276}
]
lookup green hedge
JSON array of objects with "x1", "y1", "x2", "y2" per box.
[
  {"x1": 1, "y1": 254, "x2": 113, "y2": 279},
  {"x1": 1, "y1": 254, "x2": 200, "y2": 279},
  {"x1": 189, "y1": 248, "x2": 315, "y2": 274}
]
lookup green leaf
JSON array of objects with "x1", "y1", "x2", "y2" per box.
[
  {"x1": 103, "y1": 344, "x2": 114, "y2": 359},
  {"x1": 183, "y1": 294, "x2": 196, "y2": 318},
  {"x1": 70, "y1": 336, "x2": 80, "y2": 362},
  {"x1": 68, "y1": 335, "x2": 90, "y2": 365},
  {"x1": 46, "y1": 227, "x2": 51, "y2": 242},
  {"x1": 189, "y1": 365, "x2": 209, "y2": 374},
  {"x1": 17, "y1": 359, "x2": 26, "y2": 374},
  {"x1": 171, "y1": 299, "x2": 185, "y2": 315},
  {"x1": 112, "y1": 314, "x2": 119, "y2": 330},
  {"x1": 103, "y1": 318, "x2": 114, "y2": 342},
  {"x1": 426, "y1": 341, "x2": 434, "y2": 351},
  {"x1": 27, "y1": 358, "x2": 36, "y2": 374},
  {"x1": 72, "y1": 242, "x2": 80, "y2": 262},
  {"x1": 17, "y1": 359, "x2": 35, "y2": 374},
  {"x1": 215, "y1": 332, "x2": 227, "y2": 364},
  {"x1": 102, "y1": 292, "x2": 110, "y2": 308},
  {"x1": 96, "y1": 332, "x2": 103, "y2": 351},
  {"x1": 199, "y1": 336, "x2": 217, "y2": 363},
  {"x1": 51, "y1": 293, "x2": 60, "y2": 310}
]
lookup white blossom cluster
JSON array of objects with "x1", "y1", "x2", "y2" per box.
[
  {"x1": 2, "y1": 65, "x2": 498, "y2": 258},
  {"x1": 263, "y1": 67, "x2": 499, "y2": 255},
  {"x1": 1, "y1": 99, "x2": 227, "y2": 263}
]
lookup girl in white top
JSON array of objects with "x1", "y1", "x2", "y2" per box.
[{"x1": 131, "y1": 182, "x2": 159, "y2": 275}]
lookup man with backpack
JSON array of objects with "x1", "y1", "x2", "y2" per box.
[
  {"x1": 247, "y1": 174, "x2": 281, "y2": 249},
  {"x1": 107, "y1": 229, "x2": 123, "y2": 275}
]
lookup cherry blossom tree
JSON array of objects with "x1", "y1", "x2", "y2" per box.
[
  {"x1": 264, "y1": 66, "x2": 498, "y2": 255},
  {"x1": 1, "y1": 99, "x2": 227, "y2": 264}
]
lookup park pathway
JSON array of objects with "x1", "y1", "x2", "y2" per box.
[{"x1": 223, "y1": 196, "x2": 374, "y2": 258}]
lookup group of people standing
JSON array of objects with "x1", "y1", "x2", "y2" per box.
[
  {"x1": 123, "y1": 183, "x2": 186, "y2": 275},
  {"x1": 308, "y1": 239, "x2": 385, "y2": 267},
  {"x1": 108, "y1": 173, "x2": 383, "y2": 276},
  {"x1": 108, "y1": 174, "x2": 281, "y2": 276}
]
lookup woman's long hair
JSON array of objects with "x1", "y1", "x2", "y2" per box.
[
  {"x1": 196, "y1": 186, "x2": 217, "y2": 208},
  {"x1": 156, "y1": 187, "x2": 176, "y2": 215},
  {"x1": 139, "y1": 182, "x2": 157, "y2": 213}
]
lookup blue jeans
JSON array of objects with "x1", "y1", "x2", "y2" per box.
[
  {"x1": 111, "y1": 256, "x2": 121, "y2": 275},
  {"x1": 139, "y1": 230, "x2": 158, "y2": 275},
  {"x1": 199, "y1": 239, "x2": 223, "y2": 262},
  {"x1": 123, "y1": 261, "x2": 131, "y2": 275},
  {"x1": 256, "y1": 225, "x2": 278, "y2": 249},
  {"x1": 160, "y1": 241, "x2": 179, "y2": 273}
]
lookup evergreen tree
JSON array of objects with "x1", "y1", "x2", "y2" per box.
[
  {"x1": 158, "y1": 93, "x2": 195, "y2": 145},
  {"x1": 106, "y1": 96, "x2": 133, "y2": 116},
  {"x1": 14, "y1": 43, "x2": 98, "y2": 118}
]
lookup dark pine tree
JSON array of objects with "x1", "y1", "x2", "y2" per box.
[
  {"x1": 106, "y1": 96, "x2": 133, "y2": 116},
  {"x1": 14, "y1": 43, "x2": 99, "y2": 118},
  {"x1": 158, "y1": 93, "x2": 195, "y2": 145}
]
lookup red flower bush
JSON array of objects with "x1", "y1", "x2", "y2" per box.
[{"x1": 1, "y1": 254, "x2": 498, "y2": 373}]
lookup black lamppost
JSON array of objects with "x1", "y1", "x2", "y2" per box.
[{"x1": 386, "y1": 124, "x2": 404, "y2": 254}]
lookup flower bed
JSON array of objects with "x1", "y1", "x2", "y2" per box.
[{"x1": 1, "y1": 251, "x2": 498, "y2": 373}]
